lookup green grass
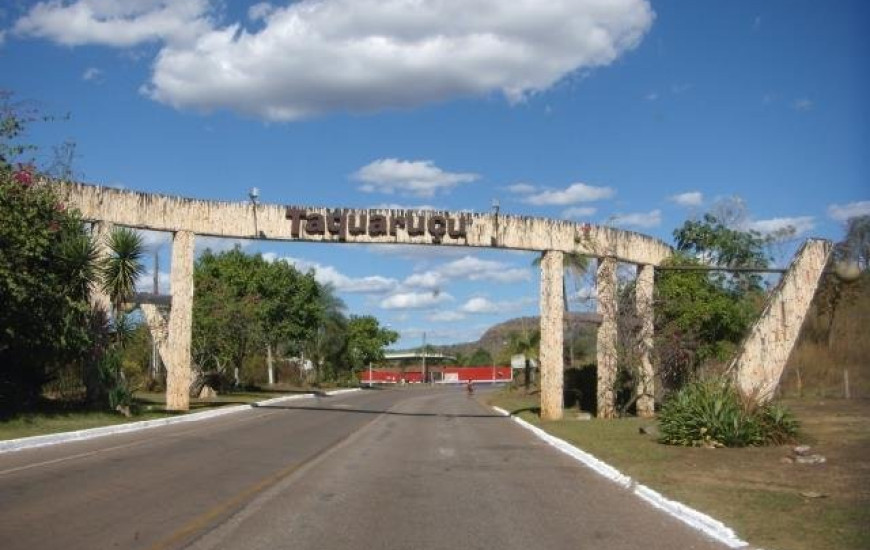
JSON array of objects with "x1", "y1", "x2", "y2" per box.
[
  {"x1": 0, "y1": 387, "x2": 318, "y2": 442},
  {"x1": 489, "y1": 390, "x2": 870, "y2": 550}
]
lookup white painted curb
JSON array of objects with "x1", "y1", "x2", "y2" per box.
[
  {"x1": 491, "y1": 406, "x2": 752, "y2": 549},
  {"x1": 0, "y1": 388, "x2": 361, "y2": 455}
]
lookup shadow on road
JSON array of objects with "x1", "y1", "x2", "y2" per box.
[{"x1": 252, "y1": 402, "x2": 507, "y2": 419}]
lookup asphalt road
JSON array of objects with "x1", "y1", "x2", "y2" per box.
[{"x1": 0, "y1": 388, "x2": 729, "y2": 550}]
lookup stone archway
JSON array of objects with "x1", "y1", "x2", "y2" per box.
[{"x1": 52, "y1": 180, "x2": 829, "y2": 419}]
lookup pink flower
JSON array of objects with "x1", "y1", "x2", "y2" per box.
[{"x1": 13, "y1": 164, "x2": 34, "y2": 187}]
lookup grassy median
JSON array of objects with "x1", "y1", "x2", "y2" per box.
[{"x1": 489, "y1": 390, "x2": 870, "y2": 550}]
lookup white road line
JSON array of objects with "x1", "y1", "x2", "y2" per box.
[{"x1": 491, "y1": 406, "x2": 753, "y2": 549}]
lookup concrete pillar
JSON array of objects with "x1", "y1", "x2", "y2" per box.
[
  {"x1": 596, "y1": 256, "x2": 618, "y2": 419},
  {"x1": 141, "y1": 304, "x2": 169, "y2": 367},
  {"x1": 166, "y1": 230, "x2": 195, "y2": 411},
  {"x1": 635, "y1": 264, "x2": 655, "y2": 417},
  {"x1": 90, "y1": 221, "x2": 113, "y2": 314},
  {"x1": 732, "y1": 239, "x2": 832, "y2": 402},
  {"x1": 539, "y1": 250, "x2": 564, "y2": 421}
]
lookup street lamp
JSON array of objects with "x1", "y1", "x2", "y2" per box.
[{"x1": 248, "y1": 187, "x2": 260, "y2": 237}]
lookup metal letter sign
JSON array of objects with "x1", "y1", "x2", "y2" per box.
[{"x1": 285, "y1": 208, "x2": 470, "y2": 243}]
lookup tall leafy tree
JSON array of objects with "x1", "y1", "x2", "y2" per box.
[
  {"x1": 0, "y1": 165, "x2": 97, "y2": 413},
  {"x1": 345, "y1": 315, "x2": 398, "y2": 371},
  {"x1": 305, "y1": 284, "x2": 347, "y2": 385},
  {"x1": 192, "y1": 248, "x2": 321, "y2": 387}
]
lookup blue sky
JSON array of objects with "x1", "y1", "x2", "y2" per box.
[{"x1": 1, "y1": 0, "x2": 867, "y2": 348}]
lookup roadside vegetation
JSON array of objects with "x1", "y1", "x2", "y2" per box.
[{"x1": 0, "y1": 93, "x2": 396, "y2": 429}]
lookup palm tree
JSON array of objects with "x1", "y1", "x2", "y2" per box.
[
  {"x1": 507, "y1": 329, "x2": 540, "y2": 390},
  {"x1": 533, "y1": 251, "x2": 590, "y2": 367},
  {"x1": 97, "y1": 227, "x2": 145, "y2": 411},
  {"x1": 101, "y1": 227, "x2": 146, "y2": 321}
]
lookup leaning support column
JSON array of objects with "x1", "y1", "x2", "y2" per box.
[
  {"x1": 635, "y1": 264, "x2": 655, "y2": 417},
  {"x1": 731, "y1": 239, "x2": 832, "y2": 402},
  {"x1": 90, "y1": 221, "x2": 113, "y2": 314},
  {"x1": 539, "y1": 250, "x2": 564, "y2": 421},
  {"x1": 596, "y1": 256, "x2": 618, "y2": 419},
  {"x1": 166, "y1": 230, "x2": 195, "y2": 411}
]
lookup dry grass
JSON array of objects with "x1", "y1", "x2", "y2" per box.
[
  {"x1": 782, "y1": 273, "x2": 870, "y2": 399},
  {"x1": 490, "y1": 390, "x2": 870, "y2": 550}
]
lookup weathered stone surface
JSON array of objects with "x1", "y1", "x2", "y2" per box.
[
  {"x1": 635, "y1": 264, "x2": 655, "y2": 418},
  {"x1": 731, "y1": 239, "x2": 832, "y2": 402},
  {"x1": 596, "y1": 257, "x2": 618, "y2": 419},
  {"x1": 166, "y1": 230, "x2": 195, "y2": 411},
  {"x1": 140, "y1": 304, "x2": 169, "y2": 369},
  {"x1": 50, "y1": 181, "x2": 674, "y2": 266},
  {"x1": 539, "y1": 250, "x2": 564, "y2": 421},
  {"x1": 89, "y1": 221, "x2": 113, "y2": 314}
]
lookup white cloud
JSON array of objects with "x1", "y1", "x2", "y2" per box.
[
  {"x1": 268, "y1": 254, "x2": 399, "y2": 294},
  {"x1": 523, "y1": 182, "x2": 615, "y2": 206},
  {"x1": 429, "y1": 310, "x2": 466, "y2": 322},
  {"x1": 248, "y1": 2, "x2": 274, "y2": 21},
  {"x1": 136, "y1": 268, "x2": 170, "y2": 294},
  {"x1": 438, "y1": 255, "x2": 531, "y2": 284},
  {"x1": 668, "y1": 191, "x2": 702, "y2": 207},
  {"x1": 371, "y1": 202, "x2": 439, "y2": 211},
  {"x1": 196, "y1": 236, "x2": 253, "y2": 254},
  {"x1": 828, "y1": 201, "x2": 870, "y2": 222},
  {"x1": 82, "y1": 67, "x2": 102, "y2": 81},
  {"x1": 15, "y1": 0, "x2": 213, "y2": 47},
  {"x1": 380, "y1": 291, "x2": 452, "y2": 310},
  {"x1": 792, "y1": 98, "x2": 813, "y2": 111},
  {"x1": 403, "y1": 271, "x2": 444, "y2": 290},
  {"x1": 460, "y1": 297, "x2": 499, "y2": 314},
  {"x1": 644, "y1": 91, "x2": 658, "y2": 101},
  {"x1": 506, "y1": 183, "x2": 536, "y2": 194},
  {"x1": 19, "y1": 0, "x2": 654, "y2": 121},
  {"x1": 353, "y1": 158, "x2": 478, "y2": 197},
  {"x1": 610, "y1": 209, "x2": 661, "y2": 228},
  {"x1": 367, "y1": 244, "x2": 468, "y2": 260},
  {"x1": 747, "y1": 216, "x2": 815, "y2": 236},
  {"x1": 562, "y1": 206, "x2": 597, "y2": 219},
  {"x1": 138, "y1": 229, "x2": 171, "y2": 250}
]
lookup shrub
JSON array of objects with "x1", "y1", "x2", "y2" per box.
[{"x1": 658, "y1": 377, "x2": 798, "y2": 447}]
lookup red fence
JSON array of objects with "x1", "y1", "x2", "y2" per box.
[{"x1": 360, "y1": 366, "x2": 512, "y2": 384}]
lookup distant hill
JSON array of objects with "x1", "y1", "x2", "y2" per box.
[{"x1": 400, "y1": 312, "x2": 602, "y2": 365}]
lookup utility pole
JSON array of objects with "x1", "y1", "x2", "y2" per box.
[{"x1": 422, "y1": 332, "x2": 427, "y2": 384}]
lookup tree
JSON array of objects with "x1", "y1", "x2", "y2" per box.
[
  {"x1": 837, "y1": 215, "x2": 870, "y2": 270},
  {"x1": 673, "y1": 212, "x2": 770, "y2": 294},
  {"x1": 0, "y1": 165, "x2": 97, "y2": 413},
  {"x1": 345, "y1": 315, "x2": 398, "y2": 371},
  {"x1": 467, "y1": 347, "x2": 493, "y2": 366},
  {"x1": 100, "y1": 227, "x2": 145, "y2": 318},
  {"x1": 507, "y1": 329, "x2": 540, "y2": 390},
  {"x1": 305, "y1": 284, "x2": 347, "y2": 385},
  {"x1": 192, "y1": 248, "x2": 321, "y2": 388}
]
